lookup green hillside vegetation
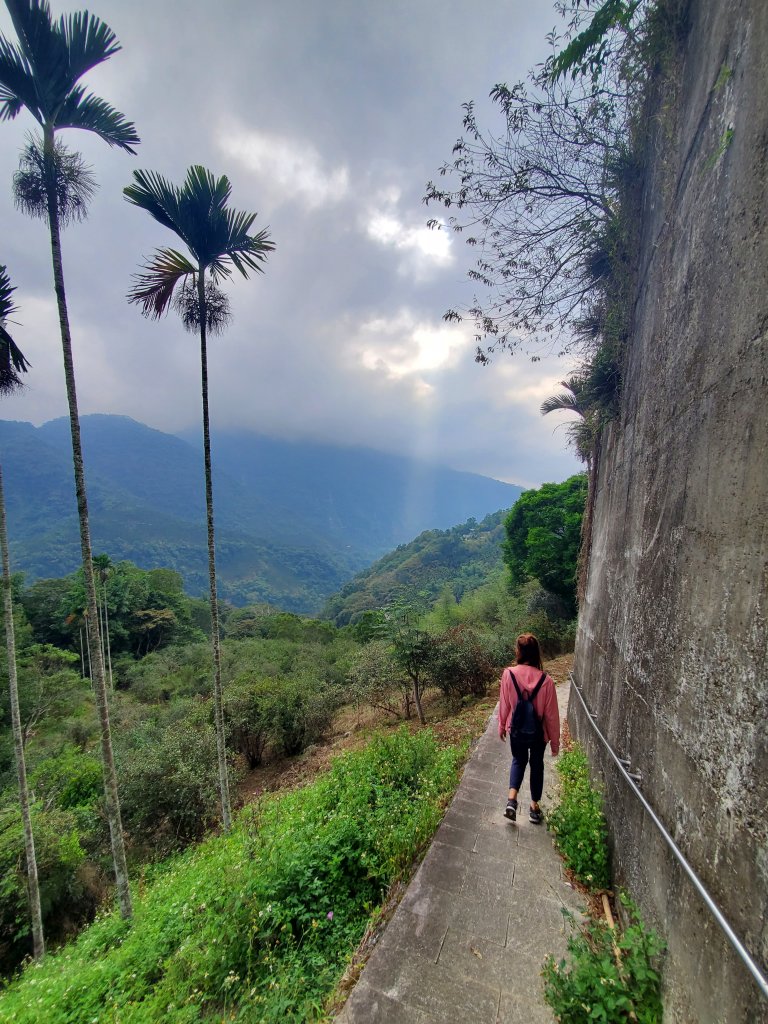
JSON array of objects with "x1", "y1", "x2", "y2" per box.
[
  {"x1": 322, "y1": 510, "x2": 509, "y2": 626},
  {"x1": 0, "y1": 729, "x2": 463, "y2": 1023},
  {"x1": 0, "y1": 475, "x2": 584, "y2": 1015},
  {"x1": 323, "y1": 475, "x2": 587, "y2": 648},
  {"x1": 0, "y1": 563, "x2": 491, "y2": 979}
]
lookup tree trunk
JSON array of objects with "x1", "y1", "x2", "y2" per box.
[
  {"x1": 412, "y1": 674, "x2": 427, "y2": 726},
  {"x1": 198, "y1": 269, "x2": 232, "y2": 829},
  {"x1": 84, "y1": 612, "x2": 92, "y2": 680},
  {"x1": 0, "y1": 464, "x2": 45, "y2": 960},
  {"x1": 43, "y1": 123, "x2": 132, "y2": 919},
  {"x1": 103, "y1": 584, "x2": 113, "y2": 690}
]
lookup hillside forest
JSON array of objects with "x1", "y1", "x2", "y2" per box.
[
  {"x1": 0, "y1": 416, "x2": 523, "y2": 615},
  {"x1": 0, "y1": 474, "x2": 585, "y2": 992}
]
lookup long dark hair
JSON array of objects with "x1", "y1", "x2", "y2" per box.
[{"x1": 515, "y1": 633, "x2": 543, "y2": 671}]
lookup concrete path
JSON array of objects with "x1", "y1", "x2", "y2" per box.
[{"x1": 337, "y1": 682, "x2": 583, "y2": 1024}]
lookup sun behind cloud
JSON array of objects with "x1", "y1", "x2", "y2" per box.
[
  {"x1": 355, "y1": 310, "x2": 469, "y2": 383},
  {"x1": 217, "y1": 121, "x2": 349, "y2": 209},
  {"x1": 364, "y1": 203, "x2": 452, "y2": 280}
]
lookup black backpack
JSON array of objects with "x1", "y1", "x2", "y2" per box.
[{"x1": 510, "y1": 670, "x2": 547, "y2": 744}]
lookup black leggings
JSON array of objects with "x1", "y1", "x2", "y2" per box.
[{"x1": 509, "y1": 738, "x2": 547, "y2": 802}]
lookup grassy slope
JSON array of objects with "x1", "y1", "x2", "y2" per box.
[{"x1": 0, "y1": 728, "x2": 466, "y2": 1024}]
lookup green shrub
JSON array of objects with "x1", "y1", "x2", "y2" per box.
[
  {"x1": 0, "y1": 728, "x2": 464, "y2": 1023},
  {"x1": 28, "y1": 744, "x2": 102, "y2": 811},
  {"x1": 116, "y1": 710, "x2": 227, "y2": 850},
  {"x1": 0, "y1": 801, "x2": 95, "y2": 972},
  {"x1": 117, "y1": 643, "x2": 211, "y2": 702},
  {"x1": 543, "y1": 896, "x2": 665, "y2": 1023},
  {"x1": 428, "y1": 625, "x2": 496, "y2": 704},
  {"x1": 266, "y1": 673, "x2": 341, "y2": 757},
  {"x1": 547, "y1": 744, "x2": 610, "y2": 890},
  {"x1": 225, "y1": 677, "x2": 274, "y2": 768}
]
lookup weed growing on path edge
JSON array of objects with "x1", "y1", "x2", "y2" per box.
[
  {"x1": 543, "y1": 895, "x2": 665, "y2": 1023},
  {"x1": 547, "y1": 744, "x2": 610, "y2": 891},
  {"x1": 543, "y1": 744, "x2": 665, "y2": 1022}
]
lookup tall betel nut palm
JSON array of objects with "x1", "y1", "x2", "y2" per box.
[
  {"x1": 125, "y1": 166, "x2": 274, "y2": 829},
  {"x1": 0, "y1": 264, "x2": 44, "y2": 959},
  {"x1": 0, "y1": 0, "x2": 139, "y2": 918}
]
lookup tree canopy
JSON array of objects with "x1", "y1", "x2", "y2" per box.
[
  {"x1": 423, "y1": 1, "x2": 646, "y2": 360},
  {"x1": 502, "y1": 475, "x2": 587, "y2": 616}
]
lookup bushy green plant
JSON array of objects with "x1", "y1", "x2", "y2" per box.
[
  {"x1": 225, "y1": 677, "x2": 275, "y2": 768},
  {"x1": 0, "y1": 801, "x2": 95, "y2": 972},
  {"x1": 115, "y1": 709, "x2": 226, "y2": 849},
  {"x1": 117, "y1": 642, "x2": 212, "y2": 701},
  {"x1": 543, "y1": 896, "x2": 665, "y2": 1023},
  {"x1": 547, "y1": 744, "x2": 610, "y2": 890},
  {"x1": 27, "y1": 744, "x2": 102, "y2": 811},
  {"x1": 0, "y1": 728, "x2": 464, "y2": 1022},
  {"x1": 427, "y1": 625, "x2": 496, "y2": 704},
  {"x1": 344, "y1": 637, "x2": 414, "y2": 719},
  {"x1": 266, "y1": 673, "x2": 341, "y2": 756}
]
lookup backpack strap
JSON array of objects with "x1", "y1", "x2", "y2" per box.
[
  {"x1": 510, "y1": 670, "x2": 523, "y2": 700},
  {"x1": 530, "y1": 671, "x2": 547, "y2": 701}
]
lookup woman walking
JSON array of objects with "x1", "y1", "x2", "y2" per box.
[{"x1": 498, "y1": 633, "x2": 560, "y2": 823}]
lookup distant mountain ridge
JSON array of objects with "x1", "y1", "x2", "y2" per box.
[{"x1": 0, "y1": 415, "x2": 523, "y2": 613}]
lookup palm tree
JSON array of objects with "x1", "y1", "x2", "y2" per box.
[
  {"x1": 125, "y1": 166, "x2": 274, "y2": 828},
  {"x1": 541, "y1": 374, "x2": 596, "y2": 468},
  {"x1": 0, "y1": 0, "x2": 139, "y2": 918},
  {"x1": 0, "y1": 264, "x2": 43, "y2": 959}
]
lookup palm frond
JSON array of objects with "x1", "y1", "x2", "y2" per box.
[
  {"x1": 0, "y1": 34, "x2": 41, "y2": 123},
  {"x1": 5, "y1": 0, "x2": 70, "y2": 117},
  {"x1": 184, "y1": 165, "x2": 232, "y2": 217},
  {"x1": 3, "y1": 0, "x2": 136, "y2": 148},
  {"x1": 5, "y1": 0, "x2": 56, "y2": 69},
  {"x1": 126, "y1": 165, "x2": 275, "y2": 278},
  {"x1": 175, "y1": 166, "x2": 273, "y2": 273},
  {"x1": 57, "y1": 9, "x2": 120, "y2": 81},
  {"x1": 124, "y1": 169, "x2": 185, "y2": 236},
  {"x1": 224, "y1": 222, "x2": 275, "y2": 277},
  {"x1": 205, "y1": 256, "x2": 234, "y2": 284},
  {"x1": 57, "y1": 86, "x2": 138, "y2": 151},
  {"x1": 0, "y1": 265, "x2": 19, "y2": 322},
  {"x1": 541, "y1": 375, "x2": 588, "y2": 417},
  {"x1": 0, "y1": 323, "x2": 29, "y2": 393},
  {"x1": 0, "y1": 265, "x2": 30, "y2": 394},
  {"x1": 177, "y1": 166, "x2": 235, "y2": 261},
  {"x1": 127, "y1": 247, "x2": 196, "y2": 320},
  {"x1": 541, "y1": 390, "x2": 584, "y2": 417}
]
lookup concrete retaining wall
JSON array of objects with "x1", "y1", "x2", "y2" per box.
[{"x1": 571, "y1": 2, "x2": 768, "y2": 1021}]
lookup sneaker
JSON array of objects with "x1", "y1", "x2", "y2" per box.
[
  {"x1": 529, "y1": 806, "x2": 543, "y2": 825},
  {"x1": 504, "y1": 799, "x2": 518, "y2": 822}
]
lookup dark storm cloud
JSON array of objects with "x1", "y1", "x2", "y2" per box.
[{"x1": 0, "y1": 0, "x2": 580, "y2": 486}]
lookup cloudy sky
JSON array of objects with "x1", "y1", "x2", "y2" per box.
[{"x1": 0, "y1": 0, "x2": 581, "y2": 488}]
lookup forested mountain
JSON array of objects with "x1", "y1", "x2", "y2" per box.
[
  {"x1": 322, "y1": 508, "x2": 509, "y2": 625},
  {"x1": 0, "y1": 415, "x2": 522, "y2": 612}
]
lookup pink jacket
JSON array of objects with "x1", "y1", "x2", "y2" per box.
[{"x1": 498, "y1": 664, "x2": 560, "y2": 755}]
